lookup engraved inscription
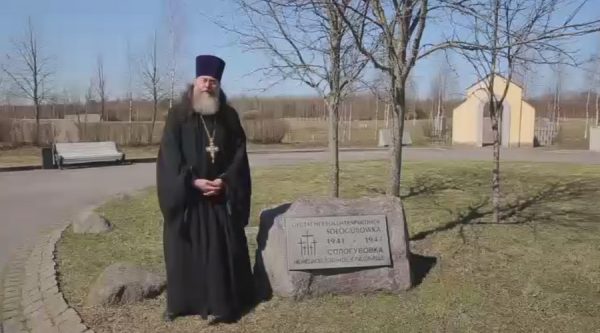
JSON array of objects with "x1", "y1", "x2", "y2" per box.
[{"x1": 285, "y1": 215, "x2": 391, "y2": 270}]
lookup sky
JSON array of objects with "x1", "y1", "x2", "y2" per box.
[{"x1": 1, "y1": 0, "x2": 599, "y2": 102}]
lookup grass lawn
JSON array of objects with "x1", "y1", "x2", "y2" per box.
[
  {"x1": 53, "y1": 160, "x2": 600, "y2": 332},
  {"x1": 555, "y1": 118, "x2": 590, "y2": 149},
  {"x1": 0, "y1": 145, "x2": 41, "y2": 167}
]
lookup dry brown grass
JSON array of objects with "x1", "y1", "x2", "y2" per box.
[
  {"x1": 282, "y1": 118, "x2": 440, "y2": 146},
  {"x1": 56, "y1": 161, "x2": 600, "y2": 333},
  {"x1": 0, "y1": 118, "x2": 590, "y2": 168},
  {"x1": 556, "y1": 118, "x2": 591, "y2": 149},
  {"x1": 242, "y1": 118, "x2": 289, "y2": 144},
  {"x1": 0, "y1": 118, "x2": 165, "y2": 146},
  {"x1": 0, "y1": 145, "x2": 41, "y2": 167},
  {"x1": 77, "y1": 122, "x2": 165, "y2": 145}
]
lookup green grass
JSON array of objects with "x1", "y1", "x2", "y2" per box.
[
  {"x1": 57, "y1": 161, "x2": 600, "y2": 332},
  {"x1": 0, "y1": 145, "x2": 41, "y2": 167}
]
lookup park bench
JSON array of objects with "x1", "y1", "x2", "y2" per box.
[
  {"x1": 53, "y1": 141, "x2": 125, "y2": 169},
  {"x1": 377, "y1": 128, "x2": 412, "y2": 147}
]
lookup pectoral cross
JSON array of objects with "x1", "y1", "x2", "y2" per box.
[{"x1": 205, "y1": 138, "x2": 219, "y2": 164}]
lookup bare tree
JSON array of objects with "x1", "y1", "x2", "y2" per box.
[
  {"x1": 84, "y1": 78, "x2": 94, "y2": 139},
  {"x1": 596, "y1": 91, "x2": 600, "y2": 127},
  {"x1": 2, "y1": 18, "x2": 53, "y2": 145},
  {"x1": 583, "y1": 56, "x2": 598, "y2": 138},
  {"x1": 231, "y1": 0, "x2": 368, "y2": 197},
  {"x1": 451, "y1": 0, "x2": 600, "y2": 223},
  {"x1": 407, "y1": 72, "x2": 419, "y2": 123},
  {"x1": 140, "y1": 32, "x2": 165, "y2": 144},
  {"x1": 125, "y1": 39, "x2": 135, "y2": 142},
  {"x1": 551, "y1": 61, "x2": 564, "y2": 124},
  {"x1": 597, "y1": 77, "x2": 600, "y2": 127},
  {"x1": 165, "y1": 0, "x2": 186, "y2": 110},
  {"x1": 592, "y1": 50, "x2": 600, "y2": 127},
  {"x1": 96, "y1": 55, "x2": 107, "y2": 121},
  {"x1": 0, "y1": 74, "x2": 7, "y2": 115},
  {"x1": 59, "y1": 88, "x2": 70, "y2": 119},
  {"x1": 336, "y1": 0, "x2": 436, "y2": 197},
  {"x1": 429, "y1": 56, "x2": 454, "y2": 138}
]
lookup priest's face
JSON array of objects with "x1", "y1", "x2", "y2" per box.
[{"x1": 193, "y1": 75, "x2": 220, "y2": 115}]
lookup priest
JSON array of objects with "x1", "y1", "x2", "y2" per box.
[{"x1": 156, "y1": 54, "x2": 255, "y2": 324}]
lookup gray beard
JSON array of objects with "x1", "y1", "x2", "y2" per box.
[{"x1": 192, "y1": 91, "x2": 220, "y2": 115}]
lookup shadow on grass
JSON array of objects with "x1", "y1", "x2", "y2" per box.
[
  {"x1": 364, "y1": 174, "x2": 462, "y2": 199},
  {"x1": 411, "y1": 179, "x2": 599, "y2": 241}
]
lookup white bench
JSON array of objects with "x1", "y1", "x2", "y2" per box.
[
  {"x1": 53, "y1": 141, "x2": 125, "y2": 168},
  {"x1": 377, "y1": 129, "x2": 412, "y2": 147}
]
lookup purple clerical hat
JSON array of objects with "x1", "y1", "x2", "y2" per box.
[{"x1": 195, "y1": 55, "x2": 226, "y2": 81}]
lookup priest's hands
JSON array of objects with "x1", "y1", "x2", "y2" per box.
[{"x1": 193, "y1": 178, "x2": 225, "y2": 196}]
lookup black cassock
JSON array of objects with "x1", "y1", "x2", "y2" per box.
[{"x1": 156, "y1": 95, "x2": 254, "y2": 320}]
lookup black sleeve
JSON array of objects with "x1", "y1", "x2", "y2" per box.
[
  {"x1": 220, "y1": 108, "x2": 252, "y2": 227},
  {"x1": 156, "y1": 110, "x2": 192, "y2": 223}
]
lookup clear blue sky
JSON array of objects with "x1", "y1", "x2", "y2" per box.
[{"x1": 1, "y1": 0, "x2": 599, "y2": 101}]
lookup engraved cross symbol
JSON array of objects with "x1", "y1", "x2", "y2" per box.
[
  {"x1": 298, "y1": 231, "x2": 317, "y2": 256},
  {"x1": 205, "y1": 138, "x2": 220, "y2": 164}
]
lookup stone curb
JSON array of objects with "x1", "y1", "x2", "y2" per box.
[
  {"x1": 1, "y1": 200, "x2": 260, "y2": 333},
  {"x1": 1, "y1": 226, "x2": 93, "y2": 333},
  {"x1": 1, "y1": 245, "x2": 31, "y2": 333}
]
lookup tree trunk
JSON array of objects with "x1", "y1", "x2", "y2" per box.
[
  {"x1": 375, "y1": 97, "x2": 379, "y2": 140},
  {"x1": 129, "y1": 95, "x2": 133, "y2": 144},
  {"x1": 585, "y1": 90, "x2": 590, "y2": 138},
  {"x1": 491, "y1": 101, "x2": 501, "y2": 224},
  {"x1": 385, "y1": 104, "x2": 390, "y2": 129},
  {"x1": 76, "y1": 106, "x2": 81, "y2": 128},
  {"x1": 348, "y1": 102, "x2": 352, "y2": 142},
  {"x1": 83, "y1": 104, "x2": 88, "y2": 139},
  {"x1": 150, "y1": 96, "x2": 157, "y2": 144},
  {"x1": 596, "y1": 92, "x2": 600, "y2": 126},
  {"x1": 169, "y1": 61, "x2": 176, "y2": 110},
  {"x1": 326, "y1": 97, "x2": 340, "y2": 198},
  {"x1": 35, "y1": 102, "x2": 40, "y2": 145},
  {"x1": 388, "y1": 84, "x2": 406, "y2": 197}
]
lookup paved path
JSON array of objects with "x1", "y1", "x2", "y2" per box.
[
  {"x1": 0, "y1": 149, "x2": 384, "y2": 271},
  {"x1": 1, "y1": 147, "x2": 598, "y2": 270}
]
